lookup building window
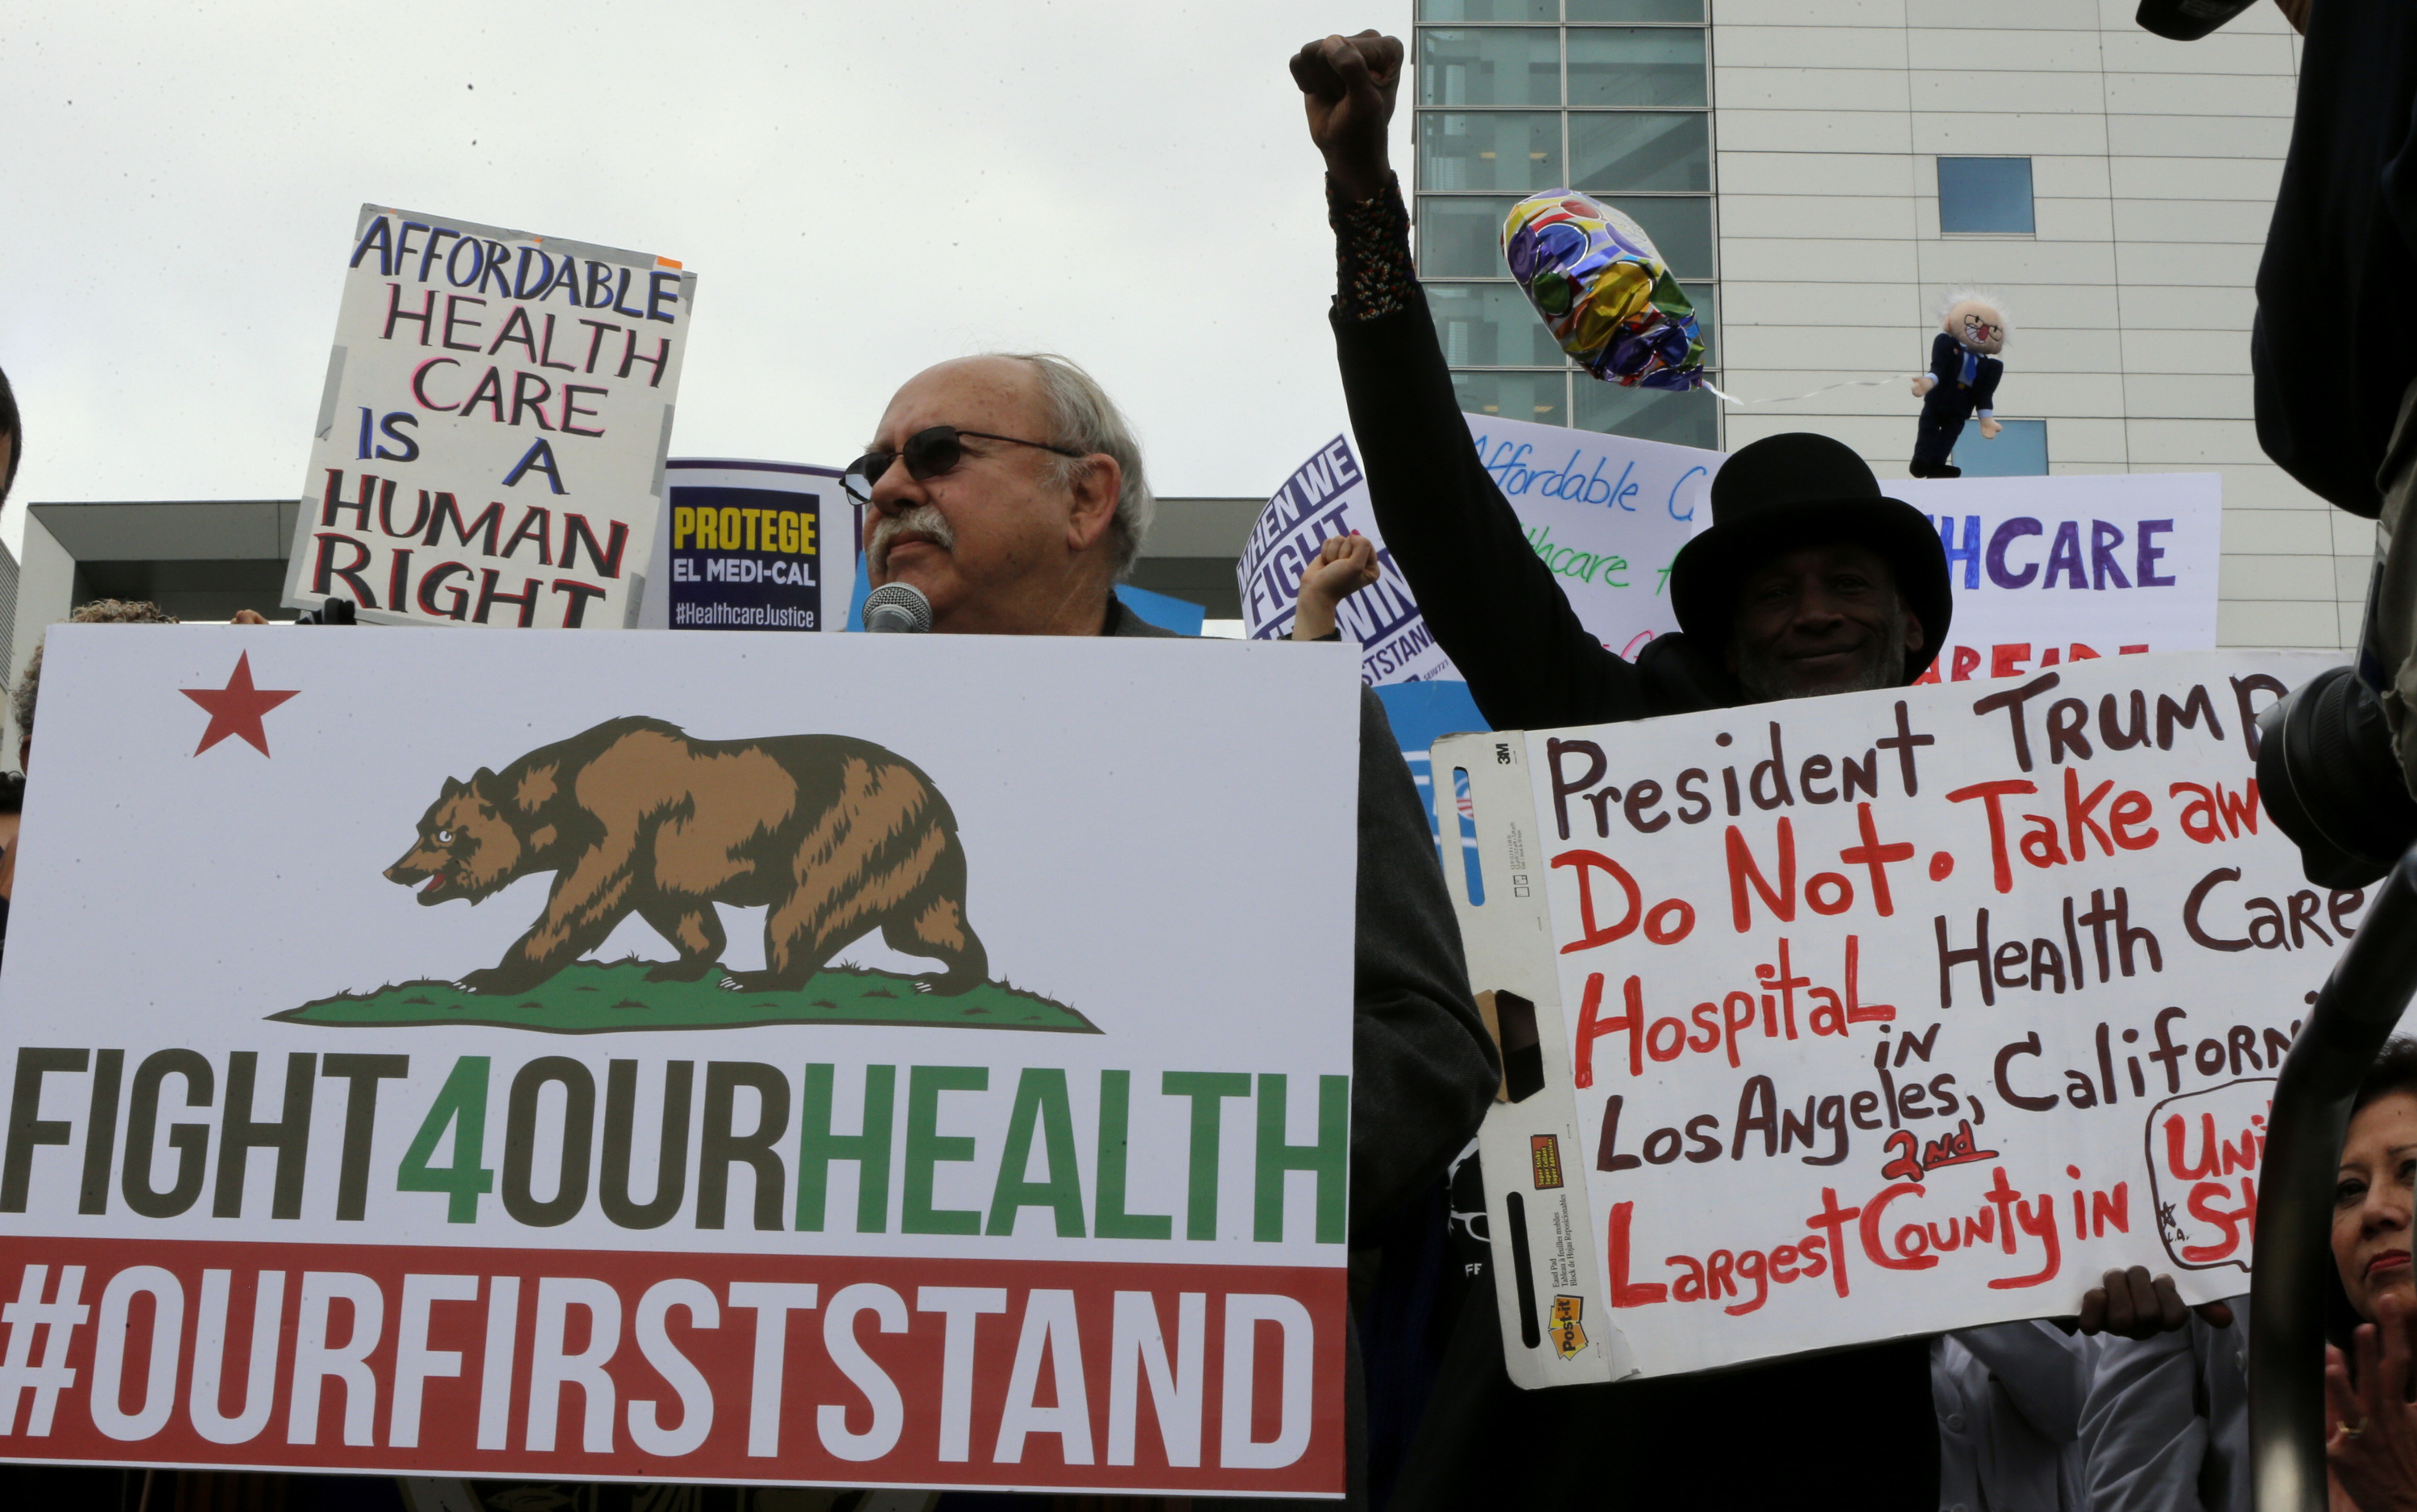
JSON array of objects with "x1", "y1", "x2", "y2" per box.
[
  {"x1": 1937, "y1": 157, "x2": 2035, "y2": 235},
  {"x1": 1419, "y1": 0, "x2": 1560, "y2": 19},
  {"x1": 1571, "y1": 111, "x2": 1709, "y2": 193},
  {"x1": 1573, "y1": 383, "x2": 1718, "y2": 449},
  {"x1": 1954, "y1": 419, "x2": 2049, "y2": 476},
  {"x1": 1416, "y1": 196, "x2": 1531, "y2": 278},
  {"x1": 1566, "y1": 27, "x2": 1706, "y2": 108},
  {"x1": 1419, "y1": 112, "x2": 1564, "y2": 192},
  {"x1": 1413, "y1": 1, "x2": 1718, "y2": 446},
  {"x1": 1453, "y1": 370, "x2": 1569, "y2": 427},
  {"x1": 1418, "y1": 28, "x2": 1563, "y2": 106}
]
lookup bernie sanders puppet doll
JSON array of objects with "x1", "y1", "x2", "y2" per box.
[{"x1": 1909, "y1": 292, "x2": 2009, "y2": 478}]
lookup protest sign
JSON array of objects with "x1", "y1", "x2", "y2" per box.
[
  {"x1": 1438, "y1": 649, "x2": 2347, "y2": 1386},
  {"x1": 1900, "y1": 474, "x2": 2223, "y2": 684},
  {"x1": 637, "y1": 460, "x2": 854, "y2": 632},
  {"x1": 0, "y1": 628, "x2": 1358, "y2": 1496},
  {"x1": 284, "y1": 206, "x2": 697, "y2": 630},
  {"x1": 1235, "y1": 418, "x2": 1719, "y2": 684}
]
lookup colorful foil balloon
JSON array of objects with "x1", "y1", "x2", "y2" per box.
[{"x1": 1503, "y1": 189, "x2": 1704, "y2": 390}]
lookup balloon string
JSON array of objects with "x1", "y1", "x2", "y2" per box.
[{"x1": 1699, "y1": 374, "x2": 1930, "y2": 408}]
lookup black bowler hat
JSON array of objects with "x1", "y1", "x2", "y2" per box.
[{"x1": 1667, "y1": 433, "x2": 1951, "y2": 683}]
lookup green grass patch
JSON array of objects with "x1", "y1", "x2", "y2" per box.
[{"x1": 272, "y1": 957, "x2": 1098, "y2": 1036}]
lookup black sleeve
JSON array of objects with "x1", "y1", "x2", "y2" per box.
[
  {"x1": 1929, "y1": 331, "x2": 1959, "y2": 387},
  {"x1": 1347, "y1": 686, "x2": 1498, "y2": 1243},
  {"x1": 1330, "y1": 291, "x2": 1662, "y2": 732}
]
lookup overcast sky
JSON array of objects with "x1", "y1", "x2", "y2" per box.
[{"x1": 0, "y1": 2, "x2": 1417, "y2": 551}]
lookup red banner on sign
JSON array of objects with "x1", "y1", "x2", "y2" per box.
[{"x1": 0, "y1": 1237, "x2": 1343, "y2": 1497}]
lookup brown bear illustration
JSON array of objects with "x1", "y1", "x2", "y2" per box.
[{"x1": 383, "y1": 716, "x2": 987, "y2": 996}]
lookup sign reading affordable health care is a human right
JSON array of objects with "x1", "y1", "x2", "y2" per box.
[
  {"x1": 1443, "y1": 649, "x2": 2348, "y2": 1387},
  {"x1": 284, "y1": 205, "x2": 697, "y2": 629}
]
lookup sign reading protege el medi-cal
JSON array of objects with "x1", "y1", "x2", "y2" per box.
[{"x1": 0, "y1": 629, "x2": 1358, "y2": 1497}]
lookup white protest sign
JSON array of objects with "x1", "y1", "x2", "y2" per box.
[
  {"x1": 1901, "y1": 474, "x2": 2222, "y2": 682},
  {"x1": 1466, "y1": 412, "x2": 1717, "y2": 661},
  {"x1": 284, "y1": 206, "x2": 697, "y2": 629},
  {"x1": 1441, "y1": 650, "x2": 2346, "y2": 1386},
  {"x1": 637, "y1": 459, "x2": 855, "y2": 632},
  {"x1": 1237, "y1": 419, "x2": 1718, "y2": 683},
  {"x1": 1237, "y1": 435, "x2": 1456, "y2": 682},
  {"x1": 0, "y1": 628, "x2": 1357, "y2": 1496}
]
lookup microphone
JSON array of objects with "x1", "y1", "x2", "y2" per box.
[
  {"x1": 863, "y1": 582, "x2": 933, "y2": 634},
  {"x1": 2133, "y1": 0, "x2": 2257, "y2": 41}
]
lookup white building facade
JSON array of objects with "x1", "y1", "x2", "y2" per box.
[{"x1": 1414, "y1": 0, "x2": 2355, "y2": 651}]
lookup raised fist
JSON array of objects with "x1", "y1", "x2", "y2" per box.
[
  {"x1": 1293, "y1": 532, "x2": 1382, "y2": 642},
  {"x1": 1910, "y1": 375, "x2": 1936, "y2": 399},
  {"x1": 1290, "y1": 31, "x2": 1402, "y2": 202}
]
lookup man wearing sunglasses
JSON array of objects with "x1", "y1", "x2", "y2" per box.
[{"x1": 852, "y1": 350, "x2": 1502, "y2": 1504}]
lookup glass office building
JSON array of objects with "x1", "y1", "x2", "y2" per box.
[{"x1": 1412, "y1": 0, "x2": 1720, "y2": 449}]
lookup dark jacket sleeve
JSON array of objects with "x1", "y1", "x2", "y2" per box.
[
  {"x1": 1928, "y1": 331, "x2": 1960, "y2": 387},
  {"x1": 1347, "y1": 685, "x2": 1498, "y2": 1243},
  {"x1": 1330, "y1": 292, "x2": 1673, "y2": 733}
]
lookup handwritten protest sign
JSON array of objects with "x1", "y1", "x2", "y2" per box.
[
  {"x1": 1235, "y1": 418, "x2": 1718, "y2": 684},
  {"x1": 0, "y1": 629, "x2": 1356, "y2": 1495},
  {"x1": 283, "y1": 206, "x2": 697, "y2": 629},
  {"x1": 1901, "y1": 474, "x2": 2222, "y2": 685},
  {"x1": 1439, "y1": 650, "x2": 2345, "y2": 1386},
  {"x1": 636, "y1": 459, "x2": 854, "y2": 632}
]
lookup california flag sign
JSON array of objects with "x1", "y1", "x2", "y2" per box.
[{"x1": 0, "y1": 627, "x2": 1360, "y2": 1498}]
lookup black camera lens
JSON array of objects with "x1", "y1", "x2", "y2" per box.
[{"x1": 2257, "y1": 665, "x2": 2417, "y2": 887}]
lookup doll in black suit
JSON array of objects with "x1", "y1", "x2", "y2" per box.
[{"x1": 1909, "y1": 294, "x2": 2009, "y2": 478}]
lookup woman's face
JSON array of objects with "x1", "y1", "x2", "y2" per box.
[{"x1": 2334, "y1": 1090, "x2": 2417, "y2": 1321}]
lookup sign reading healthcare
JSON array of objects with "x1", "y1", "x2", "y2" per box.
[
  {"x1": 0, "y1": 628, "x2": 1357, "y2": 1497},
  {"x1": 1899, "y1": 474, "x2": 2221, "y2": 684},
  {"x1": 638, "y1": 460, "x2": 853, "y2": 632},
  {"x1": 1238, "y1": 416, "x2": 1718, "y2": 685},
  {"x1": 1443, "y1": 650, "x2": 2343, "y2": 1387},
  {"x1": 284, "y1": 206, "x2": 698, "y2": 630}
]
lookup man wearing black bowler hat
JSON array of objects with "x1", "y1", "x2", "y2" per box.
[{"x1": 1292, "y1": 27, "x2": 1957, "y2": 1510}]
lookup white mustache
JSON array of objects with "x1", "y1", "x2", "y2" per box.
[{"x1": 868, "y1": 505, "x2": 955, "y2": 577}]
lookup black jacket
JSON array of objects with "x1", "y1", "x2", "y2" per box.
[
  {"x1": 2254, "y1": 0, "x2": 2417, "y2": 516},
  {"x1": 1326, "y1": 290, "x2": 1739, "y2": 731},
  {"x1": 1329, "y1": 291, "x2": 1939, "y2": 1511},
  {"x1": 1924, "y1": 330, "x2": 2004, "y2": 418}
]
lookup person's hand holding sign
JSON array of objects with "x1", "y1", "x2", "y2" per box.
[
  {"x1": 1289, "y1": 30, "x2": 1401, "y2": 202},
  {"x1": 2075, "y1": 1266, "x2": 2234, "y2": 1336},
  {"x1": 1294, "y1": 532, "x2": 1381, "y2": 642}
]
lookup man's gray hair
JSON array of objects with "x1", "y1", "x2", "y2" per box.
[{"x1": 994, "y1": 352, "x2": 1155, "y2": 578}]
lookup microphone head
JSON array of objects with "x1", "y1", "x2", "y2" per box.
[
  {"x1": 863, "y1": 582, "x2": 933, "y2": 634},
  {"x1": 2133, "y1": 0, "x2": 2257, "y2": 41}
]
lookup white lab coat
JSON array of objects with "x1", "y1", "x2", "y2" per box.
[
  {"x1": 1933, "y1": 1322, "x2": 2096, "y2": 1511},
  {"x1": 2079, "y1": 1296, "x2": 2253, "y2": 1512}
]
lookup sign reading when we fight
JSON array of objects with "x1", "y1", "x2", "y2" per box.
[
  {"x1": 1442, "y1": 650, "x2": 2349, "y2": 1386},
  {"x1": 282, "y1": 206, "x2": 697, "y2": 628}
]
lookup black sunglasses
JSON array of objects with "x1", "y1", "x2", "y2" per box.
[{"x1": 843, "y1": 425, "x2": 1087, "y2": 503}]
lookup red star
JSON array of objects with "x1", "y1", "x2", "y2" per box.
[{"x1": 180, "y1": 652, "x2": 299, "y2": 756}]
